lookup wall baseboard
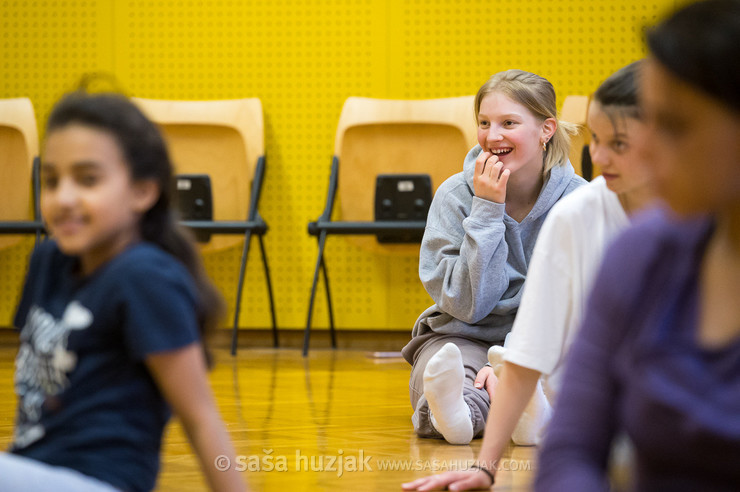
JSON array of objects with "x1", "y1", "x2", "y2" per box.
[{"x1": 0, "y1": 327, "x2": 412, "y2": 353}]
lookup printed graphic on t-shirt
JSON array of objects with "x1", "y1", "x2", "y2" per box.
[{"x1": 14, "y1": 301, "x2": 93, "y2": 448}]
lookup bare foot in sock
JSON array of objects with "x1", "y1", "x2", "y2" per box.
[
  {"x1": 423, "y1": 343, "x2": 474, "y2": 445},
  {"x1": 487, "y1": 345, "x2": 552, "y2": 445},
  {"x1": 512, "y1": 377, "x2": 553, "y2": 445},
  {"x1": 488, "y1": 345, "x2": 506, "y2": 376}
]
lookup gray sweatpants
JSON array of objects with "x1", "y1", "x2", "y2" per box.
[{"x1": 409, "y1": 334, "x2": 493, "y2": 440}]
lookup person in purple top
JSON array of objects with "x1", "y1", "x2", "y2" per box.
[{"x1": 535, "y1": 1, "x2": 740, "y2": 491}]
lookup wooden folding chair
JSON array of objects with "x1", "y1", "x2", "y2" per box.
[
  {"x1": 305, "y1": 96, "x2": 478, "y2": 355},
  {"x1": 0, "y1": 97, "x2": 42, "y2": 243},
  {"x1": 560, "y1": 95, "x2": 598, "y2": 180},
  {"x1": 132, "y1": 97, "x2": 277, "y2": 354}
]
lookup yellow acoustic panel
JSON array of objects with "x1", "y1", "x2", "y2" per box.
[
  {"x1": 0, "y1": 0, "x2": 113, "y2": 135},
  {"x1": 114, "y1": 0, "x2": 390, "y2": 331},
  {"x1": 1, "y1": 0, "x2": 676, "y2": 331},
  {"x1": 0, "y1": 0, "x2": 112, "y2": 325}
]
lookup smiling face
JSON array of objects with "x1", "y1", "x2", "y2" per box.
[
  {"x1": 41, "y1": 124, "x2": 157, "y2": 274},
  {"x1": 476, "y1": 92, "x2": 555, "y2": 179},
  {"x1": 639, "y1": 59, "x2": 740, "y2": 216},
  {"x1": 587, "y1": 100, "x2": 650, "y2": 195}
]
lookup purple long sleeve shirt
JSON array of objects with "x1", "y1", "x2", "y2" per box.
[{"x1": 535, "y1": 207, "x2": 740, "y2": 491}]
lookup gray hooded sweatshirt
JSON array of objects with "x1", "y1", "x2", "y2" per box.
[{"x1": 402, "y1": 144, "x2": 586, "y2": 362}]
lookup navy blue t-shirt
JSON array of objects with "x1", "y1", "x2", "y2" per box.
[{"x1": 11, "y1": 240, "x2": 201, "y2": 492}]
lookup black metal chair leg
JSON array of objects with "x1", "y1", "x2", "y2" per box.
[
  {"x1": 304, "y1": 230, "x2": 328, "y2": 356},
  {"x1": 33, "y1": 156, "x2": 42, "y2": 247},
  {"x1": 320, "y1": 257, "x2": 336, "y2": 349},
  {"x1": 231, "y1": 230, "x2": 253, "y2": 356},
  {"x1": 258, "y1": 234, "x2": 278, "y2": 348}
]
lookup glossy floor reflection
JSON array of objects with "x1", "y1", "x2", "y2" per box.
[{"x1": 0, "y1": 346, "x2": 536, "y2": 491}]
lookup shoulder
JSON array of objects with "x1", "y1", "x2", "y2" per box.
[
  {"x1": 546, "y1": 177, "x2": 612, "y2": 223},
  {"x1": 562, "y1": 172, "x2": 588, "y2": 196},
  {"x1": 107, "y1": 245, "x2": 202, "y2": 358},
  {"x1": 435, "y1": 171, "x2": 469, "y2": 197},
  {"x1": 613, "y1": 206, "x2": 709, "y2": 258},
  {"x1": 612, "y1": 206, "x2": 710, "y2": 262},
  {"x1": 30, "y1": 239, "x2": 65, "y2": 265},
  {"x1": 536, "y1": 161, "x2": 587, "y2": 216},
  {"x1": 25, "y1": 240, "x2": 75, "y2": 280},
  {"x1": 110, "y1": 243, "x2": 188, "y2": 275},
  {"x1": 34, "y1": 238, "x2": 60, "y2": 257},
  {"x1": 429, "y1": 171, "x2": 472, "y2": 213},
  {"x1": 593, "y1": 207, "x2": 710, "y2": 308},
  {"x1": 104, "y1": 243, "x2": 197, "y2": 296},
  {"x1": 530, "y1": 178, "x2": 629, "y2": 287},
  {"x1": 571, "y1": 207, "x2": 711, "y2": 353}
]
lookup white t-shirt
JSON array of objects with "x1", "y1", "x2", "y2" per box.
[{"x1": 504, "y1": 176, "x2": 629, "y2": 405}]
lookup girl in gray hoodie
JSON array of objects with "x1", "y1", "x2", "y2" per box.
[{"x1": 401, "y1": 70, "x2": 586, "y2": 445}]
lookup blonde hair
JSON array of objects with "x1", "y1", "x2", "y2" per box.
[{"x1": 474, "y1": 69, "x2": 577, "y2": 173}]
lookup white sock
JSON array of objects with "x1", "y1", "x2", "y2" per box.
[
  {"x1": 511, "y1": 378, "x2": 552, "y2": 445},
  {"x1": 487, "y1": 345, "x2": 552, "y2": 446},
  {"x1": 423, "y1": 342, "x2": 474, "y2": 445},
  {"x1": 488, "y1": 345, "x2": 506, "y2": 376}
]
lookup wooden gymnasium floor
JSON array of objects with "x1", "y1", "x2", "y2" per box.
[{"x1": 0, "y1": 337, "x2": 536, "y2": 491}]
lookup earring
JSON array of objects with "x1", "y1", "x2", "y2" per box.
[{"x1": 542, "y1": 141, "x2": 547, "y2": 151}]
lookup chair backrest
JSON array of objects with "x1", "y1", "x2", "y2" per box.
[
  {"x1": 132, "y1": 97, "x2": 264, "y2": 252},
  {"x1": 335, "y1": 96, "x2": 477, "y2": 253},
  {"x1": 560, "y1": 95, "x2": 598, "y2": 179},
  {"x1": 0, "y1": 97, "x2": 39, "y2": 249}
]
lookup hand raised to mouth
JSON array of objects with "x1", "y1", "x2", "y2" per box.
[{"x1": 474, "y1": 151, "x2": 510, "y2": 204}]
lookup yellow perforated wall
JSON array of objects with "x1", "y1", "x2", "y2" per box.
[{"x1": 1, "y1": 0, "x2": 678, "y2": 331}]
